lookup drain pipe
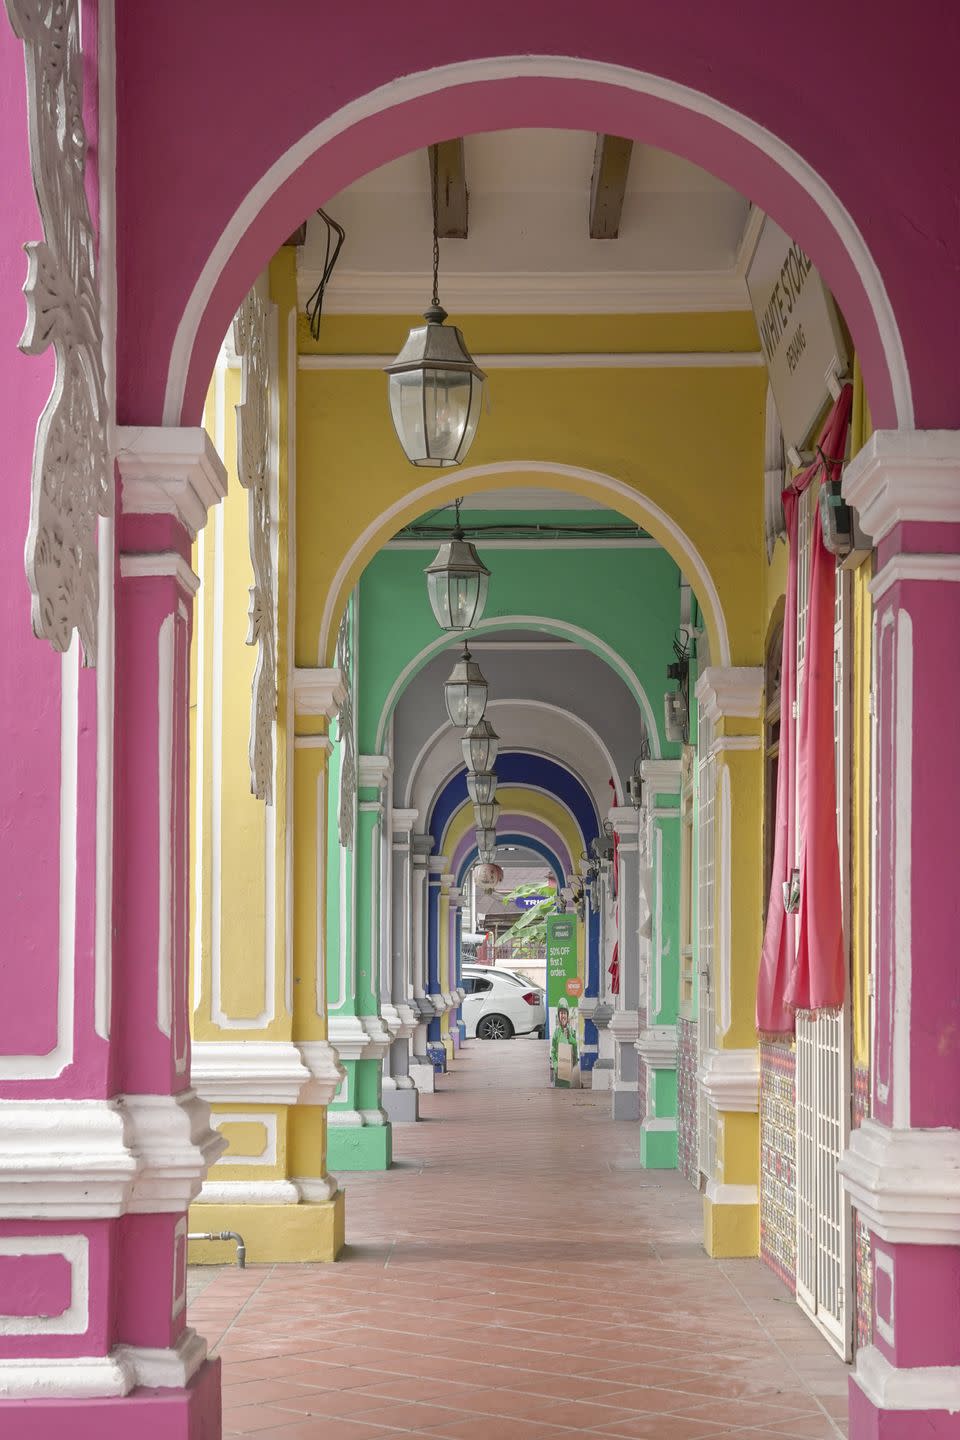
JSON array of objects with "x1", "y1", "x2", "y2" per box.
[{"x1": 188, "y1": 1230, "x2": 247, "y2": 1268}]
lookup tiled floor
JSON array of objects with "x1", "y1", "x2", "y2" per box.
[{"x1": 189, "y1": 1039, "x2": 849, "y2": 1438}]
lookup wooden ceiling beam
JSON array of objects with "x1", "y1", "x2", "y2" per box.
[
  {"x1": 428, "y1": 139, "x2": 469, "y2": 239},
  {"x1": 589, "y1": 134, "x2": 634, "y2": 240}
]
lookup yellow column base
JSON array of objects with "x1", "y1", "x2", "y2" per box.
[
  {"x1": 188, "y1": 1193, "x2": 345, "y2": 1264},
  {"x1": 442, "y1": 1036, "x2": 455, "y2": 1062},
  {"x1": 703, "y1": 1192, "x2": 759, "y2": 1258}
]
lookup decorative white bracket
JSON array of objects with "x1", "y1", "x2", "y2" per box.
[{"x1": 6, "y1": 0, "x2": 111, "y2": 664}]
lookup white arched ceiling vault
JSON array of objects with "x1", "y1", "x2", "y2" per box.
[
  {"x1": 379, "y1": 618, "x2": 661, "y2": 769},
  {"x1": 406, "y1": 704, "x2": 624, "y2": 827}
]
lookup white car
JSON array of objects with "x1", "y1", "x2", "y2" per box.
[{"x1": 460, "y1": 967, "x2": 546, "y2": 1040}]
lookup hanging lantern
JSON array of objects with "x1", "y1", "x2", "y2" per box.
[
  {"x1": 424, "y1": 524, "x2": 490, "y2": 631},
  {"x1": 385, "y1": 147, "x2": 485, "y2": 467},
  {"x1": 473, "y1": 797, "x2": 500, "y2": 831},
  {"x1": 466, "y1": 769, "x2": 497, "y2": 806},
  {"x1": 474, "y1": 861, "x2": 503, "y2": 888},
  {"x1": 477, "y1": 846, "x2": 497, "y2": 864},
  {"x1": 476, "y1": 826, "x2": 498, "y2": 854},
  {"x1": 461, "y1": 718, "x2": 499, "y2": 773},
  {"x1": 443, "y1": 645, "x2": 488, "y2": 727},
  {"x1": 386, "y1": 308, "x2": 485, "y2": 467}
]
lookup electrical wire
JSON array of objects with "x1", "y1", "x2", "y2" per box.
[{"x1": 304, "y1": 208, "x2": 345, "y2": 340}]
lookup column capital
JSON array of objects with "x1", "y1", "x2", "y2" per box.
[
  {"x1": 839, "y1": 1118, "x2": 960, "y2": 1244},
  {"x1": 695, "y1": 666, "x2": 764, "y2": 723},
  {"x1": 640, "y1": 758, "x2": 683, "y2": 794},
  {"x1": 293, "y1": 666, "x2": 346, "y2": 719},
  {"x1": 358, "y1": 754, "x2": 392, "y2": 792},
  {"x1": 428, "y1": 855, "x2": 449, "y2": 876},
  {"x1": 698, "y1": 1046, "x2": 760, "y2": 1113},
  {"x1": 842, "y1": 427, "x2": 960, "y2": 544},
  {"x1": 392, "y1": 807, "x2": 419, "y2": 834},
  {"x1": 608, "y1": 805, "x2": 639, "y2": 833},
  {"x1": 116, "y1": 424, "x2": 227, "y2": 538}
]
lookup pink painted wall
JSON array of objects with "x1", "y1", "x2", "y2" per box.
[{"x1": 113, "y1": 2, "x2": 960, "y2": 430}]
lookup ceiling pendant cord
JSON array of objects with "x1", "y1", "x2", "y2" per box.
[{"x1": 431, "y1": 142, "x2": 441, "y2": 311}]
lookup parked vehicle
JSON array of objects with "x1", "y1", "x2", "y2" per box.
[{"x1": 460, "y1": 967, "x2": 546, "y2": 1040}]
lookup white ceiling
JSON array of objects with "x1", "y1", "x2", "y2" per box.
[{"x1": 300, "y1": 128, "x2": 755, "y2": 314}]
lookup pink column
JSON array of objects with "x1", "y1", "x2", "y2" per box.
[
  {"x1": 0, "y1": 426, "x2": 228, "y2": 1438},
  {"x1": 840, "y1": 432, "x2": 960, "y2": 1439}
]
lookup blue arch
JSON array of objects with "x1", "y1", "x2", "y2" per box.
[
  {"x1": 456, "y1": 832, "x2": 566, "y2": 889},
  {"x1": 429, "y1": 751, "x2": 600, "y2": 853}
]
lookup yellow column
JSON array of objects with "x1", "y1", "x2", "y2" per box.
[
  {"x1": 695, "y1": 667, "x2": 765, "y2": 1258},
  {"x1": 438, "y1": 873, "x2": 455, "y2": 1062},
  {"x1": 188, "y1": 255, "x2": 343, "y2": 1262}
]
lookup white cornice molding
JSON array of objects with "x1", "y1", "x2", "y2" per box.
[
  {"x1": 190, "y1": 1041, "x2": 312, "y2": 1106},
  {"x1": 853, "y1": 1346, "x2": 960, "y2": 1414},
  {"x1": 358, "y1": 753, "x2": 393, "y2": 791},
  {"x1": 869, "y1": 552, "x2": 960, "y2": 602},
  {"x1": 635, "y1": 1024, "x2": 678, "y2": 1068},
  {"x1": 197, "y1": 1179, "x2": 302, "y2": 1205},
  {"x1": 124, "y1": 1091, "x2": 226, "y2": 1212},
  {"x1": 640, "y1": 759, "x2": 683, "y2": 794},
  {"x1": 0, "y1": 1093, "x2": 225, "y2": 1218},
  {"x1": 326, "y1": 1014, "x2": 371, "y2": 1062},
  {"x1": 117, "y1": 1329, "x2": 208, "y2": 1390},
  {"x1": 0, "y1": 1353, "x2": 136, "y2": 1399},
  {"x1": 839, "y1": 1119, "x2": 960, "y2": 1244},
  {"x1": 297, "y1": 1040, "x2": 347, "y2": 1106},
  {"x1": 695, "y1": 666, "x2": 765, "y2": 723},
  {"x1": 293, "y1": 666, "x2": 346, "y2": 718},
  {"x1": 698, "y1": 1047, "x2": 760, "y2": 1113},
  {"x1": 705, "y1": 1179, "x2": 759, "y2": 1207},
  {"x1": 116, "y1": 425, "x2": 227, "y2": 538},
  {"x1": 392, "y1": 807, "x2": 419, "y2": 832},
  {"x1": 300, "y1": 349, "x2": 763, "y2": 372},
  {"x1": 119, "y1": 552, "x2": 200, "y2": 596},
  {"x1": 296, "y1": 266, "x2": 752, "y2": 316},
  {"x1": 842, "y1": 429, "x2": 960, "y2": 543},
  {"x1": 608, "y1": 1008, "x2": 643, "y2": 1044},
  {"x1": 428, "y1": 855, "x2": 450, "y2": 874},
  {"x1": 608, "y1": 805, "x2": 640, "y2": 833}
]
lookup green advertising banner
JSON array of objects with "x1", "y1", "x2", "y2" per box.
[{"x1": 546, "y1": 915, "x2": 582, "y2": 1083}]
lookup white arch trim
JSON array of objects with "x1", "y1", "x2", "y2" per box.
[
  {"x1": 163, "y1": 55, "x2": 911, "y2": 432},
  {"x1": 406, "y1": 701, "x2": 624, "y2": 820},
  {"x1": 377, "y1": 611, "x2": 662, "y2": 754}
]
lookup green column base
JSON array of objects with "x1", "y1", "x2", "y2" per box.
[
  {"x1": 327, "y1": 1121, "x2": 392, "y2": 1171},
  {"x1": 640, "y1": 1121, "x2": 678, "y2": 1169},
  {"x1": 188, "y1": 1193, "x2": 345, "y2": 1263}
]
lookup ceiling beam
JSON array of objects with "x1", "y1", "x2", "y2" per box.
[
  {"x1": 428, "y1": 139, "x2": 468, "y2": 239},
  {"x1": 589, "y1": 135, "x2": 634, "y2": 240}
]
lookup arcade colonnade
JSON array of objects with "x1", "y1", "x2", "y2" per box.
[{"x1": 0, "y1": 6, "x2": 959, "y2": 1440}]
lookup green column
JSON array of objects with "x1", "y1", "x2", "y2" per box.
[
  {"x1": 638, "y1": 759, "x2": 682, "y2": 1169},
  {"x1": 325, "y1": 741, "x2": 393, "y2": 1171}
]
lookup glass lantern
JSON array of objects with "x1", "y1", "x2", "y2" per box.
[
  {"x1": 461, "y1": 718, "x2": 499, "y2": 773},
  {"x1": 424, "y1": 531, "x2": 490, "y2": 632},
  {"x1": 473, "y1": 798, "x2": 500, "y2": 831},
  {"x1": 385, "y1": 305, "x2": 486, "y2": 468},
  {"x1": 443, "y1": 646, "x2": 488, "y2": 728},
  {"x1": 466, "y1": 769, "x2": 497, "y2": 806},
  {"x1": 476, "y1": 826, "x2": 498, "y2": 854},
  {"x1": 477, "y1": 846, "x2": 497, "y2": 864}
]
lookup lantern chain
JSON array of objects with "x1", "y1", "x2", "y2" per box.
[{"x1": 431, "y1": 143, "x2": 441, "y2": 309}]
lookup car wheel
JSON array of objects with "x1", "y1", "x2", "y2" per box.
[{"x1": 477, "y1": 1013, "x2": 514, "y2": 1040}]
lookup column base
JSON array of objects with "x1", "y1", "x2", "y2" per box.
[
  {"x1": 848, "y1": 1349, "x2": 960, "y2": 1439},
  {"x1": 382, "y1": 1085, "x2": 419, "y2": 1124},
  {"x1": 703, "y1": 1184, "x2": 759, "y2": 1257},
  {"x1": 590, "y1": 1060, "x2": 613, "y2": 1092},
  {"x1": 188, "y1": 1194, "x2": 345, "y2": 1263},
  {"x1": 611, "y1": 1085, "x2": 640, "y2": 1121},
  {"x1": 640, "y1": 1119, "x2": 678, "y2": 1169},
  {"x1": 410, "y1": 1062, "x2": 435, "y2": 1093},
  {"x1": 327, "y1": 1122, "x2": 392, "y2": 1171},
  {"x1": 442, "y1": 1036, "x2": 455, "y2": 1062},
  {"x1": 0, "y1": 1358, "x2": 221, "y2": 1440}
]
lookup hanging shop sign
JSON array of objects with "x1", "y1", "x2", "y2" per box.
[
  {"x1": 745, "y1": 215, "x2": 849, "y2": 459},
  {"x1": 514, "y1": 891, "x2": 552, "y2": 911}
]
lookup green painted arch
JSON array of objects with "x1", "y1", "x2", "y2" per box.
[{"x1": 360, "y1": 541, "x2": 684, "y2": 756}]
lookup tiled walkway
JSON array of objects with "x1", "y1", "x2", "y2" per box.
[{"x1": 189, "y1": 1039, "x2": 849, "y2": 1439}]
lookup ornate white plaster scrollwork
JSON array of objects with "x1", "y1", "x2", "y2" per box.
[
  {"x1": 336, "y1": 607, "x2": 356, "y2": 850},
  {"x1": 6, "y1": 0, "x2": 111, "y2": 664},
  {"x1": 233, "y1": 288, "x2": 276, "y2": 804}
]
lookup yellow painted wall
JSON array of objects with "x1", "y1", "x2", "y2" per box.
[{"x1": 295, "y1": 313, "x2": 767, "y2": 673}]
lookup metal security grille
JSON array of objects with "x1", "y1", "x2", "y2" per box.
[
  {"x1": 697, "y1": 708, "x2": 717, "y2": 1183},
  {"x1": 794, "y1": 486, "x2": 852, "y2": 1359}
]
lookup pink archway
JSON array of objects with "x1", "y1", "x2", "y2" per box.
[{"x1": 113, "y1": 8, "x2": 960, "y2": 434}]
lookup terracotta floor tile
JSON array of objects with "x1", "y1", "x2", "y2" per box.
[{"x1": 191, "y1": 1042, "x2": 848, "y2": 1440}]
